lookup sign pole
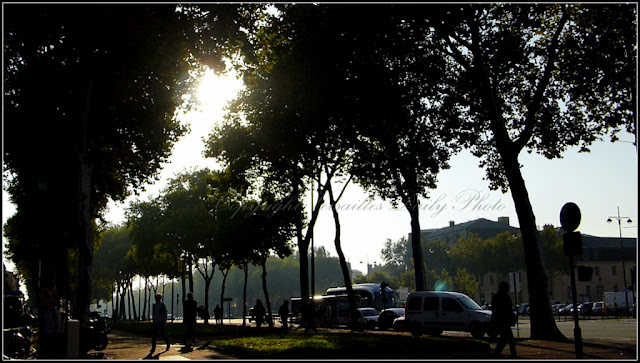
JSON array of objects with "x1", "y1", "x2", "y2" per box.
[
  {"x1": 560, "y1": 202, "x2": 584, "y2": 359},
  {"x1": 512, "y1": 272, "x2": 520, "y2": 337}
]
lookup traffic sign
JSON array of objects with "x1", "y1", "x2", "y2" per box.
[{"x1": 560, "y1": 202, "x2": 581, "y2": 232}]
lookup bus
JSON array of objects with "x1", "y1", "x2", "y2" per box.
[
  {"x1": 290, "y1": 294, "x2": 363, "y2": 327},
  {"x1": 326, "y1": 283, "x2": 399, "y2": 311}
]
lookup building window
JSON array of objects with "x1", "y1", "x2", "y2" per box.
[
  {"x1": 612, "y1": 266, "x2": 617, "y2": 276},
  {"x1": 613, "y1": 285, "x2": 619, "y2": 292},
  {"x1": 594, "y1": 266, "x2": 600, "y2": 276}
]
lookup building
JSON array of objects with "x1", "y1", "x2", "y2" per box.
[
  {"x1": 414, "y1": 217, "x2": 520, "y2": 246},
  {"x1": 412, "y1": 218, "x2": 638, "y2": 305}
]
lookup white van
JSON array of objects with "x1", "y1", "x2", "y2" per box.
[{"x1": 404, "y1": 291, "x2": 493, "y2": 339}]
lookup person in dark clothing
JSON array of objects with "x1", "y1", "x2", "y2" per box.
[
  {"x1": 491, "y1": 281, "x2": 517, "y2": 358},
  {"x1": 214, "y1": 304, "x2": 222, "y2": 325},
  {"x1": 254, "y1": 299, "x2": 266, "y2": 328},
  {"x1": 37, "y1": 289, "x2": 62, "y2": 359},
  {"x1": 183, "y1": 292, "x2": 198, "y2": 346},
  {"x1": 150, "y1": 293, "x2": 170, "y2": 353},
  {"x1": 278, "y1": 300, "x2": 290, "y2": 334}
]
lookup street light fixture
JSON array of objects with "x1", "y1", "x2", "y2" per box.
[{"x1": 607, "y1": 207, "x2": 633, "y2": 317}]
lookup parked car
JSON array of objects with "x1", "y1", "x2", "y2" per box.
[
  {"x1": 590, "y1": 301, "x2": 605, "y2": 316},
  {"x1": 517, "y1": 303, "x2": 530, "y2": 316},
  {"x1": 358, "y1": 308, "x2": 380, "y2": 329},
  {"x1": 377, "y1": 308, "x2": 405, "y2": 330},
  {"x1": 393, "y1": 315, "x2": 408, "y2": 331},
  {"x1": 551, "y1": 304, "x2": 566, "y2": 315},
  {"x1": 404, "y1": 291, "x2": 492, "y2": 339},
  {"x1": 578, "y1": 302, "x2": 593, "y2": 317},
  {"x1": 558, "y1": 304, "x2": 573, "y2": 316}
]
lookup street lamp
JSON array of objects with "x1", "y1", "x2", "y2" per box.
[
  {"x1": 428, "y1": 247, "x2": 450, "y2": 272},
  {"x1": 607, "y1": 207, "x2": 633, "y2": 317}
]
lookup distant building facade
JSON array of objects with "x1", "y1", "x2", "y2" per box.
[
  {"x1": 410, "y1": 217, "x2": 638, "y2": 305},
  {"x1": 412, "y1": 217, "x2": 520, "y2": 246}
]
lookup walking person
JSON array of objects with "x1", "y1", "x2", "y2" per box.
[
  {"x1": 278, "y1": 300, "x2": 290, "y2": 334},
  {"x1": 491, "y1": 281, "x2": 517, "y2": 358},
  {"x1": 183, "y1": 292, "x2": 197, "y2": 347},
  {"x1": 254, "y1": 299, "x2": 266, "y2": 328},
  {"x1": 37, "y1": 289, "x2": 62, "y2": 359},
  {"x1": 150, "y1": 293, "x2": 170, "y2": 354},
  {"x1": 214, "y1": 304, "x2": 222, "y2": 325}
]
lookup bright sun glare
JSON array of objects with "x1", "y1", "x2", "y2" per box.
[{"x1": 196, "y1": 68, "x2": 243, "y2": 112}]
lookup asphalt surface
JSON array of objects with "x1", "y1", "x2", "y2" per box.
[{"x1": 91, "y1": 319, "x2": 637, "y2": 360}]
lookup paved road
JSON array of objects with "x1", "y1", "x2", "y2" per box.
[
  {"x1": 512, "y1": 316, "x2": 637, "y2": 342},
  {"x1": 96, "y1": 317, "x2": 637, "y2": 360}
]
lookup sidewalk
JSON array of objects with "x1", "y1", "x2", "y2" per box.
[{"x1": 95, "y1": 327, "x2": 636, "y2": 360}]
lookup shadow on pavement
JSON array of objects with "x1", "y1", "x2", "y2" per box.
[{"x1": 143, "y1": 350, "x2": 169, "y2": 360}]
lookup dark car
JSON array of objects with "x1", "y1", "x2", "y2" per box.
[
  {"x1": 358, "y1": 308, "x2": 379, "y2": 330},
  {"x1": 558, "y1": 304, "x2": 573, "y2": 316},
  {"x1": 590, "y1": 301, "x2": 604, "y2": 316},
  {"x1": 517, "y1": 303, "x2": 529, "y2": 316},
  {"x1": 377, "y1": 308, "x2": 405, "y2": 330},
  {"x1": 578, "y1": 302, "x2": 592, "y2": 317}
]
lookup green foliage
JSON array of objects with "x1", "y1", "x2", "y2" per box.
[{"x1": 92, "y1": 225, "x2": 132, "y2": 302}]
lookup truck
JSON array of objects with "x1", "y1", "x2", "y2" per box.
[{"x1": 604, "y1": 291, "x2": 636, "y2": 315}]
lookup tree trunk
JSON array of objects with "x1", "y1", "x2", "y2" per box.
[
  {"x1": 403, "y1": 178, "x2": 426, "y2": 292},
  {"x1": 119, "y1": 284, "x2": 126, "y2": 320},
  {"x1": 129, "y1": 280, "x2": 137, "y2": 320},
  {"x1": 142, "y1": 278, "x2": 148, "y2": 320},
  {"x1": 327, "y1": 180, "x2": 362, "y2": 331},
  {"x1": 219, "y1": 267, "x2": 230, "y2": 325},
  {"x1": 127, "y1": 281, "x2": 133, "y2": 319},
  {"x1": 242, "y1": 264, "x2": 248, "y2": 327},
  {"x1": 138, "y1": 278, "x2": 142, "y2": 321},
  {"x1": 293, "y1": 179, "x2": 311, "y2": 321},
  {"x1": 502, "y1": 153, "x2": 566, "y2": 341},
  {"x1": 75, "y1": 72, "x2": 94, "y2": 330},
  {"x1": 261, "y1": 260, "x2": 274, "y2": 327},
  {"x1": 188, "y1": 253, "x2": 194, "y2": 294},
  {"x1": 114, "y1": 281, "x2": 119, "y2": 321},
  {"x1": 196, "y1": 258, "x2": 215, "y2": 325},
  {"x1": 181, "y1": 258, "x2": 187, "y2": 317}
]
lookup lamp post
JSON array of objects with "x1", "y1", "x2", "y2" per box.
[
  {"x1": 607, "y1": 207, "x2": 633, "y2": 317},
  {"x1": 428, "y1": 247, "x2": 450, "y2": 272}
]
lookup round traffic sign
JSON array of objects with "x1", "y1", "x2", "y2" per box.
[{"x1": 560, "y1": 202, "x2": 581, "y2": 232}]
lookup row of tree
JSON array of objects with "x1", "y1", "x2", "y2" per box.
[
  {"x1": 3, "y1": 4, "x2": 635, "y2": 341},
  {"x1": 204, "y1": 3, "x2": 635, "y2": 340}
]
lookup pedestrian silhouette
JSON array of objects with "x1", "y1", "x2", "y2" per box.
[
  {"x1": 182, "y1": 292, "x2": 197, "y2": 347},
  {"x1": 150, "y1": 293, "x2": 170, "y2": 353},
  {"x1": 254, "y1": 299, "x2": 266, "y2": 328},
  {"x1": 491, "y1": 281, "x2": 517, "y2": 358},
  {"x1": 278, "y1": 300, "x2": 290, "y2": 334},
  {"x1": 214, "y1": 304, "x2": 222, "y2": 325},
  {"x1": 37, "y1": 288, "x2": 62, "y2": 359}
]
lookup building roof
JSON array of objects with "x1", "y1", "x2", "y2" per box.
[{"x1": 419, "y1": 218, "x2": 520, "y2": 243}]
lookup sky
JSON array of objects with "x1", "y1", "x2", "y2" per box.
[{"x1": 3, "y1": 69, "x2": 638, "y2": 278}]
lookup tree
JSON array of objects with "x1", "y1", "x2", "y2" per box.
[
  {"x1": 404, "y1": 3, "x2": 636, "y2": 340},
  {"x1": 3, "y1": 3, "x2": 249, "y2": 328},
  {"x1": 92, "y1": 225, "x2": 132, "y2": 312},
  {"x1": 205, "y1": 4, "x2": 363, "y2": 328}
]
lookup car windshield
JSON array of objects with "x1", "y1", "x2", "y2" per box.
[{"x1": 457, "y1": 296, "x2": 483, "y2": 310}]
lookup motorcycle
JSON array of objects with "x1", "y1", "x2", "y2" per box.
[
  {"x1": 3, "y1": 326, "x2": 35, "y2": 359},
  {"x1": 80, "y1": 312, "x2": 109, "y2": 352}
]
